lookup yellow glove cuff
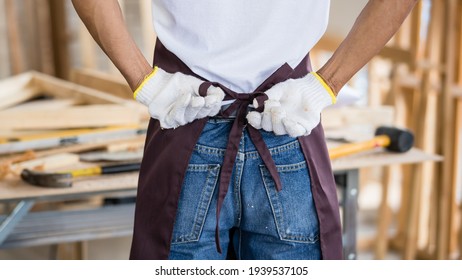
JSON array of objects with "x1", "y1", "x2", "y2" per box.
[
  {"x1": 133, "y1": 66, "x2": 159, "y2": 100},
  {"x1": 312, "y1": 72, "x2": 337, "y2": 104}
]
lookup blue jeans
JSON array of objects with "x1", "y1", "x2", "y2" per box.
[{"x1": 168, "y1": 118, "x2": 321, "y2": 260}]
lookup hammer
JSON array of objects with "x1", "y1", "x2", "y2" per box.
[
  {"x1": 21, "y1": 162, "x2": 141, "y2": 188},
  {"x1": 328, "y1": 126, "x2": 414, "y2": 159}
]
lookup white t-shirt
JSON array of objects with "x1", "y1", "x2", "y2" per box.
[{"x1": 152, "y1": 1, "x2": 330, "y2": 93}]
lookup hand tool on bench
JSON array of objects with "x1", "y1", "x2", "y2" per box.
[
  {"x1": 328, "y1": 126, "x2": 414, "y2": 159},
  {"x1": 20, "y1": 162, "x2": 141, "y2": 188},
  {"x1": 0, "y1": 125, "x2": 147, "y2": 155}
]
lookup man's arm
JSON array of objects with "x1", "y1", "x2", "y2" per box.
[
  {"x1": 317, "y1": 0, "x2": 419, "y2": 94},
  {"x1": 71, "y1": 0, "x2": 152, "y2": 91}
]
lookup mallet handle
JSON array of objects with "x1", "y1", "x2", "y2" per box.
[{"x1": 328, "y1": 135, "x2": 391, "y2": 159}]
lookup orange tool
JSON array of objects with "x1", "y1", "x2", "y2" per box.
[{"x1": 328, "y1": 126, "x2": 414, "y2": 159}]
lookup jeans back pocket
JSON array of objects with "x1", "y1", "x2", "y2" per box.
[
  {"x1": 171, "y1": 164, "x2": 220, "y2": 244},
  {"x1": 260, "y1": 161, "x2": 319, "y2": 243}
]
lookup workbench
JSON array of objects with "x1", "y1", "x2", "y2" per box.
[{"x1": 0, "y1": 147, "x2": 442, "y2": 260}]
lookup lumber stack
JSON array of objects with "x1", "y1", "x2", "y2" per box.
[{"x1": 0, "y1": 71, "x2": 148, "y2": 182}]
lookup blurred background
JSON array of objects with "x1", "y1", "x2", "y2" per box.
[{"x1": 0, "y1": 0, "x2": 461, "y2": 260}]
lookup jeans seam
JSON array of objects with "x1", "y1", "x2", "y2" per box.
[
  {"x1": 194, "y1": 165, "x2": 220, "y2": 241},
  {"x1": 274, "y1": 161, "x2": 307, "y2": 172},
  {"x1": 260, "y1": 166, "x2": 285, "y2": 242},
  {"x1": 193, "y1": 140, "x2": 301, "y2": 158},
  {"x1": 234, "y1": 161, "x2": 244, "y2": 228},
  {"x1": 246, "y1": 140, "x2": 301, "y2": 159},
  {"x1": 171, "y1": 164, "x2": 220, "y2": 244},
  {"x1": 259, "y1": 165, "x2": 319, "y2": 244}
]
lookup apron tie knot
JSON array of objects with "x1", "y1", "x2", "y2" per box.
[{"x1": 199, "y1": 82, "x2": 283, "y2": 254}]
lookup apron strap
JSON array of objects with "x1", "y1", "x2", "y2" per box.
[{"x1": 200, "y1": 82, "x2": 283, "y2": 253}]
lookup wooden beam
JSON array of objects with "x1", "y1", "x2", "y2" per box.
[
  {"x1": 0, "y1": 0, "x2": 11, "y2": 78},
  {"x1": 453, "y1": 98, "x2": 462, "y2": 259},
  {"x1": 70, "y1": 68, "x2": 132, "y2": 99},
  {"x1": 78, "y1": 21, "x2": 97, "y2": 70},
  {"x1": 0, "y1": 72, "x2": 40, "y2": 110},
  {"x1": 5, "y1": 0, "x2": 26, "y2": 74},
  {"x1": 49, "y1": 0, "x2": 70, "y2": 79},
  {"x1": 32, "y1": 71, "x2": 133, "y2": 105},
  {"x1": 35, "y1": 0, "x2": 55, "y2": 76},
  {"x1": 321, "y1": 106, "x2": 395, "y2": 129},
  {"x1": 403, "y1": 0, "x2": 445, "y2": 260},
  {"x1": 10, "y1": 153, "x2": 80, "y2": 174},
  {"x1": 0, "y1": 105, "x2": 141, "y2": 130},
  {"x1": 436, "y1": 0, "x2": 458, "y2": 260},
  {"x1": 140, "y1": 0, "x2": 156, "y2": 62}
]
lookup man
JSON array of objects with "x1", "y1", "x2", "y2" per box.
[{"x1": 72, "y1": 0, "x2": 418, "y2": 260}]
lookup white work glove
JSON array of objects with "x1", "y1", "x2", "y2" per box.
[
  {"x1": 134, "y1": 67, "x2": 225, "y2": 129},
  {"x1": 246, "y1": 72, "x2": 337, "y2": 137}
]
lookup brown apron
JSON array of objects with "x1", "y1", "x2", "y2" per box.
[{"x1": 129, "y1": 40, "x2": 343, "y2": 260}]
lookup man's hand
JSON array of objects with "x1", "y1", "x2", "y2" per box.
[
  {"x1": 135, "y1": 67, "x2": 225, "y2": 129},
  {"x1": 246, "y1": 73, "x2": 336, "y2": 137}
]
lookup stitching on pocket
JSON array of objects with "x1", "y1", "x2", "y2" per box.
[
  {"x1": 171, "y1": 164, "x2": 220, "y2": 244},
  {"x1": 259, "y1": 163, "x2": 319, "y2": 244}
]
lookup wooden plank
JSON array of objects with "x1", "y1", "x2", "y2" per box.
[
  {"x1": 374, "y1": 165, "x2": 396, "y2": 259},
  {"x1": 2, "y1": 99, "x2": 78, "y2": 112},
  {"x1": 0, "y1": 0, "x2": 10, "y2": 78},
  {"x1": 0, "y1": 135, "x2": 147, "y2": 165},
  {"x1": 49, "y1": 0, "x2": 70, "y2": 79},
  {"x1": 140, "y1": 0, "x2": 156, "y2": 62},
  {"x1": 330, "y1": 148, "x2": 442, "y2": 171},
  {"x1": 436, "y1": 0, "x2": 458, "y2": 260},
  {"x1": 70, "y1": 68, "x2": 132, "y2": 99},
  {"x1": 457, "y1": 1, "x2": 462, "y2": 261},
  {"x1": 5, "y1": 0, "x2": 26, "y2": 74},
  {"x1": 68, "y1": 69, "x2": 150, "y2": 121},
  {"x1": 448, "y1": 0, "x2": 462, "y2": 258},
  {"x1": 0, "y1": 104, "x2": 141, "y2": 130},
  {"x1": 404, "y1": 0, "x2": 445, "y2": 259},
  {"x1": 322, "y1": 106, "x2": 395, "y2": 129},
  {"x1": 10, "y1": 153, "x2": 80, "y2": 174},
  {"x1": 24, "y1": 0, "x2": 42, "y2": 71},
  {"x1": 409, "y1": 1, "x2": 423, "y2": 71},
  {"x1": 36, "y1": 0, "x2": 55, "y2": 75},
  {"x1": 0, "y1": 172, "x2": 139, "y2": 202},
  {"x1": 78, "y1": 21, "x2": 97, "y2": 70},
  {"x1": 457, "y1": 99, "x2": 462, "y2": 260},
  {"x1": 105, "y1": 137, "x2": 145, "y2": 153},
  {"x1": 0, "y1": 72, "x2": 40, "y2": 110},
  {"x1": 32, "y1": 71, "x2": 135, "y2": 106}
]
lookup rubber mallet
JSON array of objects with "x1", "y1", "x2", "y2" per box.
[{"x1": 328, "y1": 126, "x2": 414, "y2": 159}]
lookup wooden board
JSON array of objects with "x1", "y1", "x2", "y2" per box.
[
  {"x1": 330, "y1": 147, "x2": 442, "y2": 171},
  {"x1": 0, "y1": 72, "x2": 40, "y2": 110},
  {"x1": 10, "y1": 153, "x2": 80, "y2": 174},
  {"x1": 0, "y1": 0, "x2": 10, "y2": 79},
  {"x1": 0, "y1": 71, "x2": 145, "y2": 115},
  {"x1": 0, "y1": 105, "x2": 141, "y2": 130},
  {"x1": 70, "y1": 68, "x2": 132, "y2": 100},
  {"x1": 322, "y1": 106, "x2": 395, "y2": 129},
  {"x1": 2, "y1": 99, "x2": 78, "y2": 112}
]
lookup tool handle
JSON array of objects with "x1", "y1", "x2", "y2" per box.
[
  {"x1": 69, "y1": 163, "x2": 141, "y2": 178},
  {"x1": 101, "y1": 163, "x2": 141, "y2": 174},
  {"x1": 328, "y1": 135, "x2": 391, "y2": 160}
]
